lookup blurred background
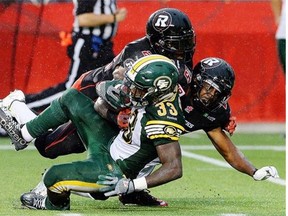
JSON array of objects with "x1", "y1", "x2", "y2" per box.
[{"x1": 0, "y1": 0, "x2": 285, "y2": 123}]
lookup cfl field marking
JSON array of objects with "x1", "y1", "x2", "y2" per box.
[
  {"x1": 181, "y1": 145, "x2": 285, "y2": 151},
  {"x1": 220, "y1": 214, "x2": 247, "y2": 216},
  {"x1": 59, "y1": 214, "x2": 82, "y2": 216},
  {"x1": 181, "y1": 149, "x2": 286, "y2": 186},
  {"x1": 0, "y1": 145, "x2": 36, "y2": 150}
]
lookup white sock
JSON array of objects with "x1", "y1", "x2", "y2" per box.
[
  {"x1": 10, "y1": 101, "x2": 37, "y2": 124},
  {"x1": 21, "y1": 124, "x2": 34, "y2": 142}
]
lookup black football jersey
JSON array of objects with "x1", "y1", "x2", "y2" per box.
[
  {"x1": 91, "y1": 37, "x2": 193, "y2": 91},
  {"x1": 181, "y1": 95, "x2": 231, "y2": 133}
]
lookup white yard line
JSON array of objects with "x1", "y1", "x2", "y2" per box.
[
  {"x1": 181, "y1": 150, "x2": 286, "y2": 186},
  {"x1": 59, "y1": 214, "x2": 82, "y2": 216},
  {"x1": 0, "y1": 145, "x2": 36, "y2": 150},
  {"x1": 181, "y1": 145, "x2": 285, "y2": 151},
  {"x1": 220, "y1": 214, "x2": 247, "y2": 216}
]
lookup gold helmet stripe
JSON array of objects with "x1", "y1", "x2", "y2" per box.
[{"x1": 129, "y1": 54, "x2": 177, "y2": 76}]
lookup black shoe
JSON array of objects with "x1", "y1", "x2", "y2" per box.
[
  {"x1": 20, "y1": 192, "x2": 46, "y2": 210},
  {"x1": 119, "y1": 190, "x2": 168, "y2": 206},
  {"x1": 0, "y1": 107, "x2": 28, "y2": 151}
]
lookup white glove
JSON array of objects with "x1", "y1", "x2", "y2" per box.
[
  {"x1": 253, "y1": 166, "x2": 279, "y2": 181},
  {"x1": 97, "y1": 175, "x2": 135, "y2": 197},
  {"x1": 104, "y1": 178, "x2": 135, "y2": 197}
]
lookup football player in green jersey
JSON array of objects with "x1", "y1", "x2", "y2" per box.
[{"x1": 0, "y1": 55, "x2": 185, "y2": 210}]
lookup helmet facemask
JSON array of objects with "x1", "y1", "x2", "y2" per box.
[
  {"x1": 191, "y1": 57, "x2": 235, "y2": 112},
  {"x1": 119, "y1": 54, "x2": 179, "y2": 108},
  {"x1": 121, "y1": 76, "x2": 178, "y2": 108},
  {"x1": 153, "y1": 30, "x2": 196, "y2": 62},
  {"x1": 193, "y1": 73, "x2": 232, "y2": 112}
]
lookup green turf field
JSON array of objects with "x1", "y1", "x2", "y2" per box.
[{"x1": 0, "y1": 132, "x2": 285, "y2": 216}]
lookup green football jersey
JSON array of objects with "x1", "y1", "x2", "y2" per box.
[{"x1": 102, "y1": 80, "x2": 185, "y2": 178}]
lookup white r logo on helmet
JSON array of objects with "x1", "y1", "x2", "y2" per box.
[
  {"x1": 153, "y1": 12, "x2": 172, "y2": 32},
  {"x1": 202, "y1": 58, "x2": 222, "y2": 68},
  {"x1": 155, "y1": 15, "x2": 169, "y2": 27}
]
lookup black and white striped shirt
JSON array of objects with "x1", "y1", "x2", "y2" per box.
[{"x1": 72, "y1": 0, "x2": 118, "y2": 40}]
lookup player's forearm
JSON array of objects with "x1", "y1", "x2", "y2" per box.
[
  {"x1": 145, "y1": 160, "x2": 182, "y2": 188},
  {"x1": 223, "y1": 148, "x2": 256, "y2": 177},
  {"x1": 77, "y1": 13, "x2": 115, "y2": 27}
]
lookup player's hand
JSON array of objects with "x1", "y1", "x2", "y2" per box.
[
  {"x1": 112, "y1": 66, "x2": 126, "y2": 80},
  {"x1": 97, "y1": 174, "x2": 119, "y2": 194},
  {"x1": 117, "y1": 108, "x2": 131, "y2": 129},
  {"x1": 224, "y1": 116, "x2": 237, "y2": 136},
  {"x1": 253, "y1": 166, "x2": 279, "y2": 181},
  {"x1": 99, "y1": 177, "x2": 135, "y2": 197}
]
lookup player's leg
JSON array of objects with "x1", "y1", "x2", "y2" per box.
[
  {"x1": 21, "y1": 96, "x2": 122, "y2": 210},
  {"x1": 34, "y1": 122, "x2": 85, "y2": 159},
  {"x1": 21, "y1": 157, "x2": 123, "y2": 210}
]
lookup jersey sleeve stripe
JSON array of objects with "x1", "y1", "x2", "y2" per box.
[
  {"x1": 148, "y1": 134, "x2": 180, "y2": 141},
  {"x1": 146, "y1": 120, "x2": 185, "y2": 131}
]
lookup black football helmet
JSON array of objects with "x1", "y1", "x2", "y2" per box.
[
  {"x1": 191, "y1": 57, "x2": 235, "y2": 112},
  {"x1": 146, "y1": 8, "x2": 196, "y2": 63}
]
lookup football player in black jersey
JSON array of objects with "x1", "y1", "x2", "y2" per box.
[{"x1": 182, "y1": 57, "x2": 278, "y2": 178}]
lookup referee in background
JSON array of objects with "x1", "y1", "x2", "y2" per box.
[{"x1": 26, "y1": 0, "x2": 127, "y2": 113}]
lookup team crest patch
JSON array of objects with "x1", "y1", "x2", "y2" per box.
[
  {"x1": 152, "y1": 11, "x2": 172, "y2": 32},
  {"x1": 153, "y1": 76, "x2": 172, "y2": 91},
  {"x1": 163, "y1": 125, "x2": 178, "y2": 136}
]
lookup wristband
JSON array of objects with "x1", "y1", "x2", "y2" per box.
[
  {"x1": 113, "y1": 14, "x2": 116, "y2": 23},
  {"x1": 133, "y1": 177, "x2": 147, "y2": 191}
]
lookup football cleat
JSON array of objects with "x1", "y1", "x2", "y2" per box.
[
  {"x1": 119, "y1": 190, "x2": 168, "y2": 207},
  {"x1": 2, "y1": 90, "x2": 25, "y2": 110},
  {"x1": 0, "y1": 126, "x2": 8, "y2": 137},
  {"x1": 20, "y1": 192, "x2": 47, "y2": 210},
  {"x1": 0, "y1": 107, "x2": 28, "y2": 151},
  {"x1": 0, "y1": 100, "x2": 8, "y2": 137},
  {"x1": 30, "y1": 180, "x2": 47, "y2": 197}
]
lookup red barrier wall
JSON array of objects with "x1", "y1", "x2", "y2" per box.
[{"x1": 0, "y1": 1, "x2": 285, "y2": 122}]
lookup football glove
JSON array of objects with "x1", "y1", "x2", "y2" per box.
[
  {"x1": 97, "y1": 174, "x2": 119, "y2": 196},
  {"x1": 224, "y1": 116, "x2": 237, "y2": 136},
  {"x1": 97, "y1": 175, "x2": 135, "y2": 197},
  {"x1": 252, "y1": 166, "x2": 279, "y2": 181},
  {"x1": 117, "y1": 108, "x2": 131, "y2": 129}
]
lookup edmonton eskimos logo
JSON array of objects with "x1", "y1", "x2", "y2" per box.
[{"x1": 154, "y1": 76, "x2": 172, "y2": 90}]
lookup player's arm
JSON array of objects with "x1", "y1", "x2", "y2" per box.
[
  {"x1": 98, "y1": 141, "x2": 182, "y2": 196},
  {"x1": 206, "y1": 127, "x2": 279, "y2": 180},
  {"x1": 77, "y1": 8, "x2": 127, "y2": 27},
  {"x1": 145, "y1": 141, "x2": 182, "y2": 188},
  {"x1": 206, "y1": 127, "x2": 256, "y2": 176}
]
